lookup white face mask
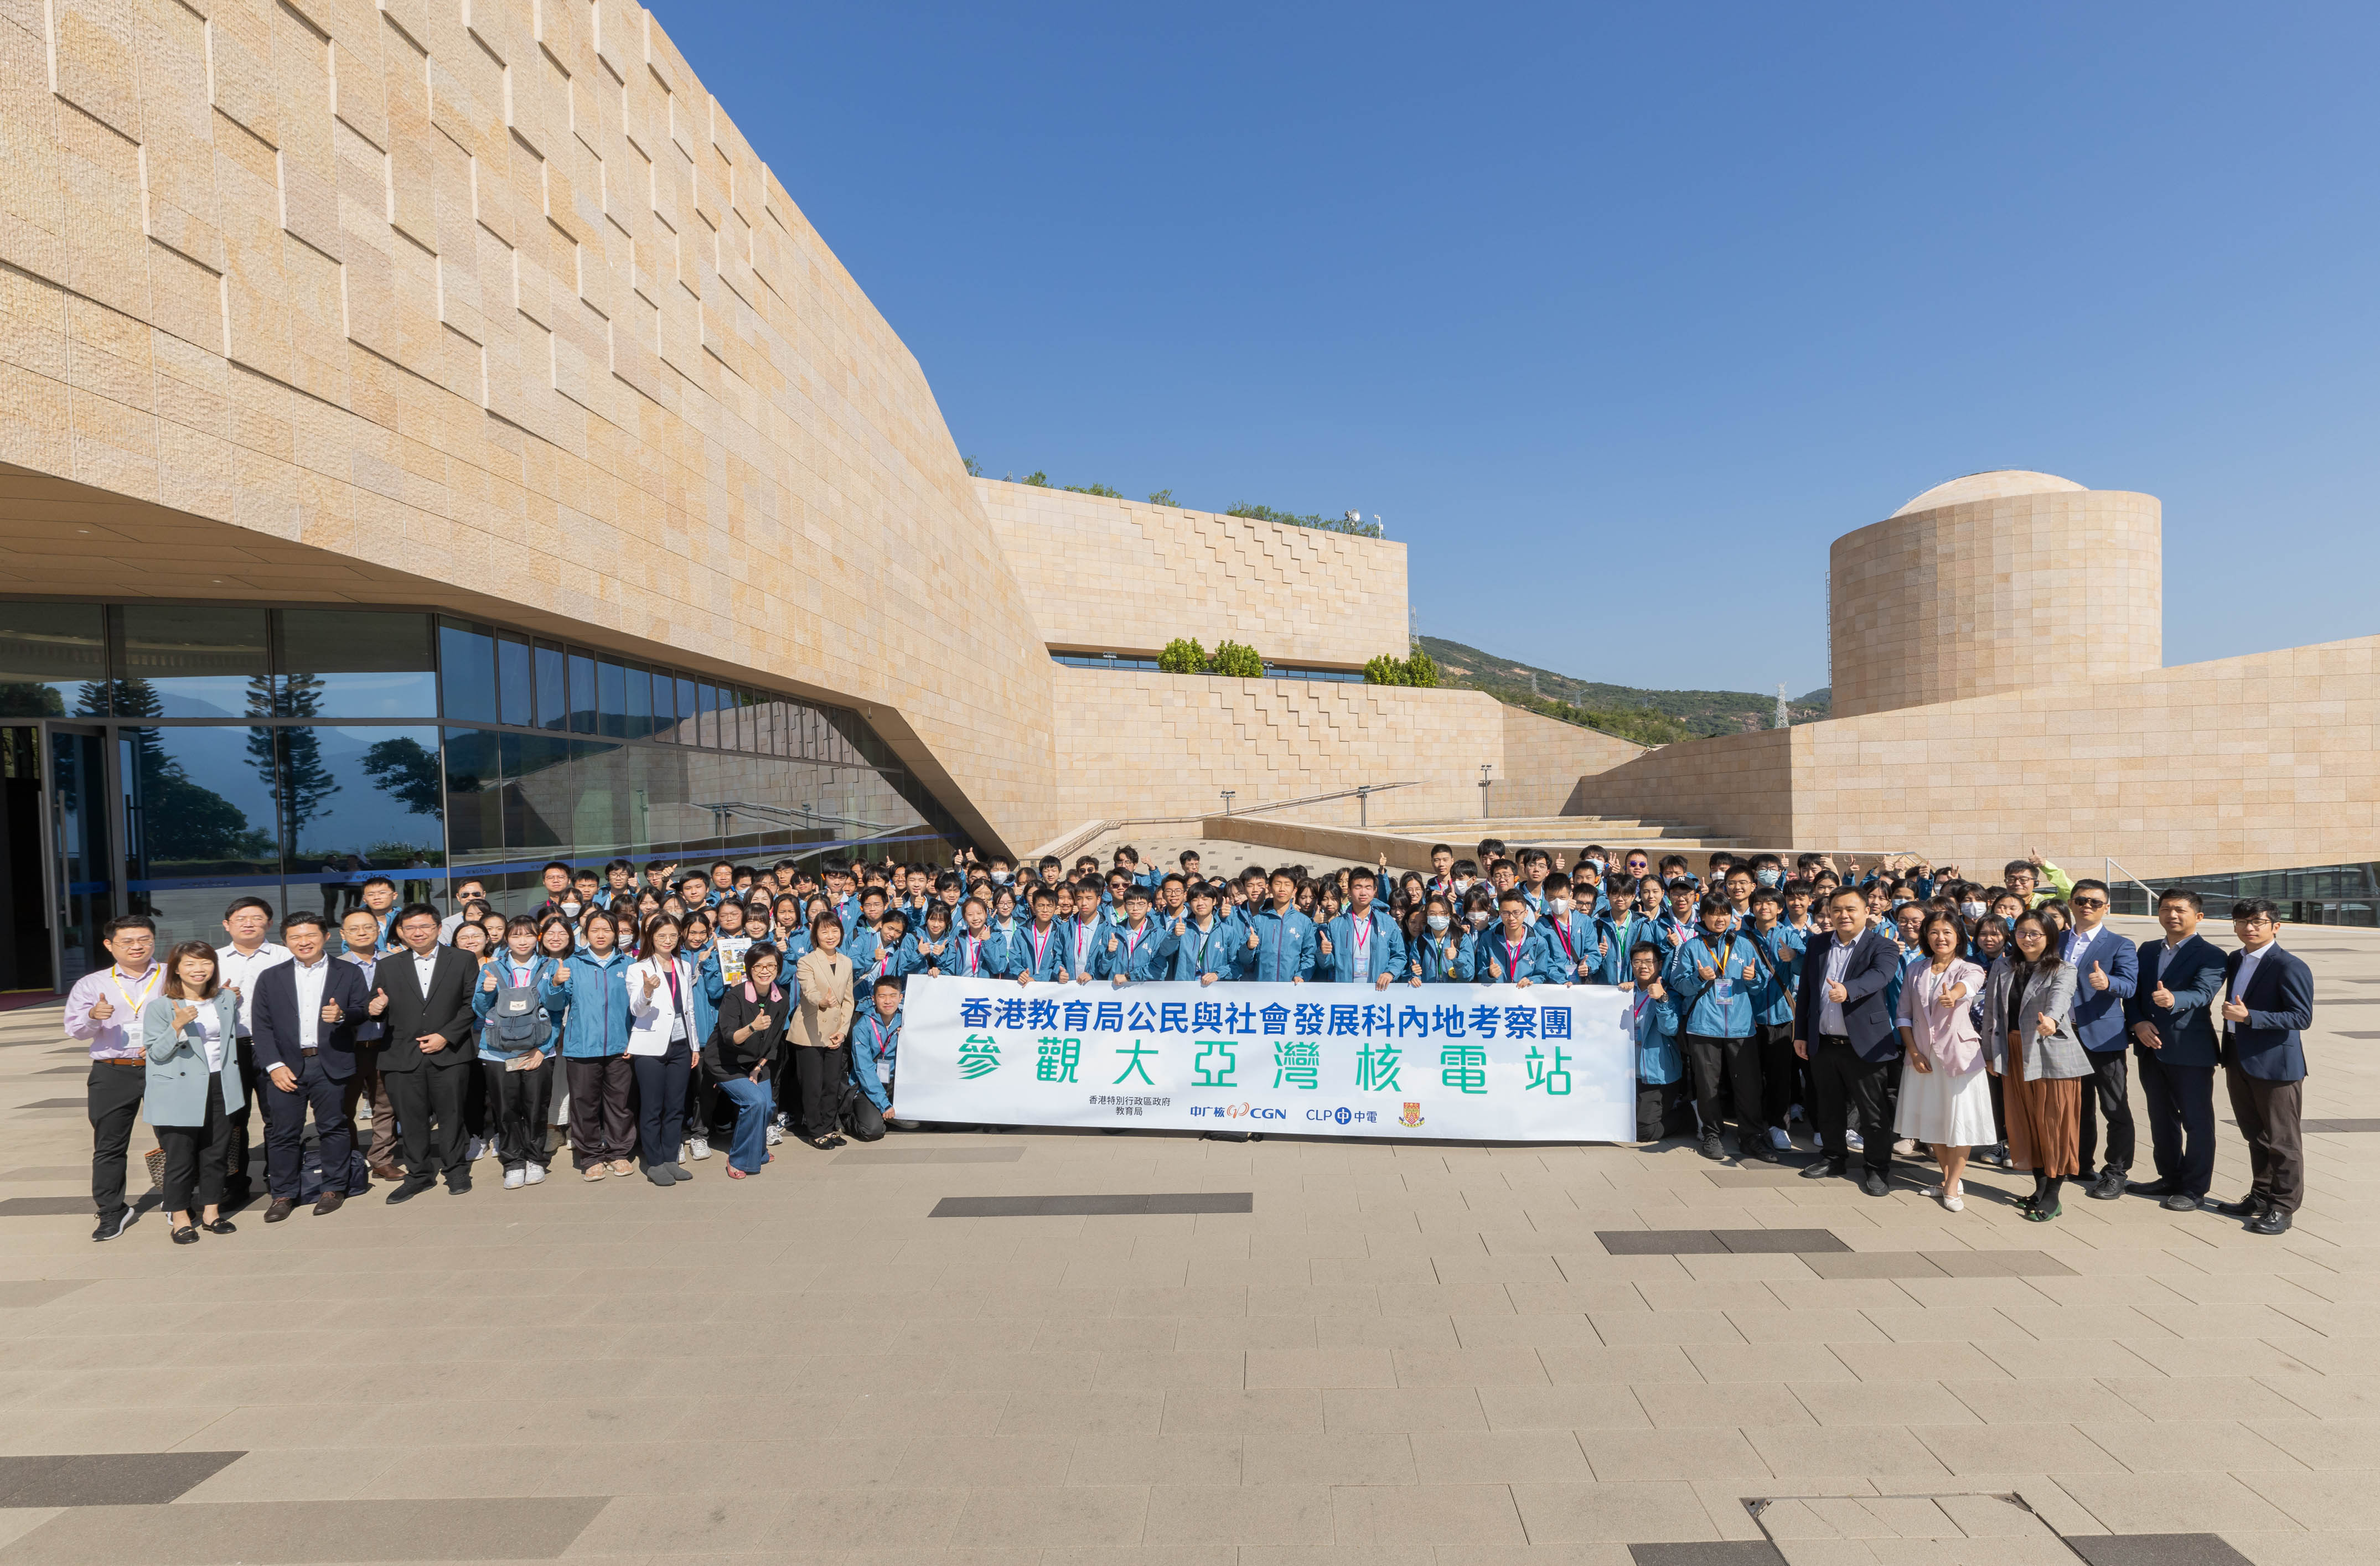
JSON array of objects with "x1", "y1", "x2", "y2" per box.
[
  {"x1": 1756, "y1": 869, "x2": 1782, "y2": 888},
  {"x1": 1468, "y1": 910, "x2": 1493, "y2": 927},
  {"x1": 1960, "y1": 901, "x2": 1986, "y2": 920},
  {"x1": 1452, "y1": 877, "x2": 1471, "y2": 894},
  {"x1": 991, "y1": 871, "x2": 1010, "y2": 883},
  {"x1": 1548, "y1": 898, "x2": 1570, "y2": 916},
  {"x1": 1426, "y1": 914, "x2": 1451, "y2": 933}
]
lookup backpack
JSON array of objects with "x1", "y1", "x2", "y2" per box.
[{"x1": 489, "y1": 968, "x2": 550, "y2": 1051}]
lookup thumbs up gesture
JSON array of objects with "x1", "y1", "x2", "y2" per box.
[
  {"x1": 321, "y1": 998, "x2": 344, "y2": 1024},
  {"x1": 1172, "y1": 919, "x2": 1186, "y2": 936},
  {"x1": 1106, "y1": 935, "x2": 1119, "y2": 955},
  {"x1": 482, "y1": 967, "x2": 499, "y2": 992},
  {"x1": 2222, "y1": 995, "x2": 2249, "y2": 1024},
  {"x1": 554, "y1": 964, "x2": 571, "y2": 984},
  {"x1": 2151, "y1": 980, "x2": 2174, "y2": 1009},
  {"x1": 2088, "y1": 960, "x2": 2108, "y2": 992},
  {"x1": 1246, "y1": 927, "x2": 1261, "y2": 951},
  {"x1": 172, "y1": 1001, "x2": 198, "y2": 1030},
  {"x1": 1317, "y1": 931, "x2": 1332, "y2": 955},
  {"x1": 642, "y1": 969, "x2": 661, "y2": 997},
  {"x1": 369, "y1": 987, "x2": 390, "y2": 1017},
  {"x1": 1742, "y1": 960, "x2": 1757, "y2": 981},
  {"x1": 1696, "y1": 958, "x2": 1716, "y2": 982}
]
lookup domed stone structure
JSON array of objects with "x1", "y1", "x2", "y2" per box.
[{"x1": 1828, "y1": 470, "x2": 2161, "y2": 719}]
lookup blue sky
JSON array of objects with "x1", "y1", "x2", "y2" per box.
[{"x1": 660, "y1": 2, "x2": 2377, "y2": 694}]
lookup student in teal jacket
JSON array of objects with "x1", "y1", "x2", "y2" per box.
[{"x1": 1664, "y1": 891, "x2": 1776, "y2": 1163}]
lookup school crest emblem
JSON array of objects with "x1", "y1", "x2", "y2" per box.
[{"x1": 1398, "y1": 1102, "x2": 1424, "y2": 1129}]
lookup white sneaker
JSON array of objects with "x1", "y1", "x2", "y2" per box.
[
  {"x1": 503, "y1": 1166, "x2": 526, "y2": 1190},
  {"x1": 687, "y1": 1137, "x2": 711, "y2": 1160},
  {"x1": 523, "y1": 1164, "x2": 545, "y2": 1185},
  {"x1": 1767, "y1": 1127, "x2": 1791, "y2": 1150},
  {"x1": 1845, "y1": 1131, "x2": 1865, "y2": 1150},
  {"x1": 765, "y1": 1124, "x2": 784, "y2": 1146}
]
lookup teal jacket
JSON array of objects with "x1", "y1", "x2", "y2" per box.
[
  {"x1": 539, "y1": 948, "x2": 633, "y2": 1059},
  {"x1": 1664, "y1": 931, "x2": 1762, "y2": 1038},
  {"x1": 1409, "y1": 929, "x2": 1472, "y2": 983},
  {"x1": 139, "y1": 992, "x2": 244, "y2": 1128}
]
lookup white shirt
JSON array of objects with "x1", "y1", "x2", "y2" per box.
[
  {"x1": 2230, "y1": 942, "x2": 2273, "y2": 1008},
  {"x1": 1820, "y1": 932, "x2": 1858, "y2": 1036},
  {"x1": 215, "y1": 942, "x2": 291, "y2": 1038},
  {"x1": 193, "y1": 1004, "x2": 226, "y2": 1072},
  {"x1": 290, "y1": 955, "x2": 332, "y2": 1051},
  {"x1": 411, "y1": 948, "x2": 439, "y2": 995}
]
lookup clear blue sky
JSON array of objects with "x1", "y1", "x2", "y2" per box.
[{"x1": 659, "y1": 1, "x2": 2377, "y2": 695}]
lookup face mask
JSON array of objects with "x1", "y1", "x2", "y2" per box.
[
  {"x1": 1426, "y1": 914, "x2": 1450, "y2": 933},
  {"x1": 991, "y1": 871, "x2": 1009, "y2": 883},
  {"x1": 1452, "y1": 878, "x2": 1471, "y2": 894},
  {"x1": 1891, "y1": 896, "x2": 1910, "y2": 909},
  {"x1": 1585, "y1": 857, "x2": 1606, "y2": 872},
  {"x1": 1961, "y1": 901, "x2": 1986, "y2": 920},
  {"x1": 560, "y1": 900, "x2": 581, "y2": 918},
  {"x1": 1756, "y1": 869, "x2": 1781, "y2": 888},
  {"x1": 1548, "y1": 898, "x2": 1570, "y2": 916},
  {"x1": 1468, "y1": 910, "x2": 1493, "y2": 927}
]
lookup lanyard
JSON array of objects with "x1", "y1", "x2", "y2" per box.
[
  {"x1": 1352, "y1": 915, "x2": 1370, "y2": 961},
  {"x1": 109, "y1": 965, "x2": 162, "y2": 1018},
  {"x1": 1073, "y1": 922, "x2": 1094, "y2": 965},
  {"x1": 1125, "y1": 924, "x2": 1145, "y2": 956},
  {"x1": 868, "y1": 1014, "x2": 893, "y2": 1063},
  {"x1": 663, "y1": 961, "x2": 683, "y2": 1014},
  {"x1": 1028, "y1": 924, "x2": 1053, "y2": 967},
  {"x1": 964, "y1": 935, "x2": 981, "y2": 974},
  {"x1": 1503, "y1": 937, "x2": 1525, "y2": 977},
  {"x1": 1550, "y1": 919, "x2": 1576, "y2": 961}
]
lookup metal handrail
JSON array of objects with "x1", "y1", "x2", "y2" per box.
[
  {"x1": 1025, "y1": 781, "x2": 1424, "y2": 863},
  {"x1": 695, "y1": 798, "x2": 901, "y2": 836},
  {"x1": 2106, "y1": 855, "x2": 2160, "y2": 909}
]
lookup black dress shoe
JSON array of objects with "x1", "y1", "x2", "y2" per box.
[
  {"x1": 2087, "y1": 1169, "x2": 2125, "y2": 1200},
  {"x1": 1800, "y1": 1160, "x2": 1844, "y2": 1180},
  {"x1": 2247, "y1": 1207, "x2": 2294, "y2": 1237},
  {"x1": 263, "y1": 1197, "x2": 297, "y2": 1223},
  {"x1": 2125, "y1": 1178, "x2": 2175, "y2": 1197},
  {"x1": 312, "y1": 1190, "x2": 345, "y2": 1216},
  {"x1": 385, "y1": 1176, "x2": 437, "y2": 1205},
  {"x1": 1860, "y1": 1173, "x2": 1890, "y2": 1197},
  {"x1": 446, "y1": 1175, "x2": 472, "y2": 1195},
  {"x1": 199, "y1": 1216, "x2": 236, "y2": 1234},
  {"x1": 1699, "y1": 1137, "x2": 1725, "y2": 1161},
  {"x1": 171, "y1": 1225, "x2": 200, "y2": 1245},
  {"x1": 2214, "y1": 1193, "x2": 2269, "y2": 1219},
  {"x1": 2160, "y1": 1192, "x2": 2203, "y2": 1212}
]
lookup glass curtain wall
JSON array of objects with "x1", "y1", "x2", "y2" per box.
[{"x1": 0, "y1": 601, "x2": 961, "y2": 977}]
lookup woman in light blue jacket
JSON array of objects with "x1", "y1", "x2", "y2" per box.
[
  {"x1": 539, "y1": 909, "x2": 636, "y2": 1179},
  {"x1": 142, "y1": 941, "x2": 245, "y2": 1244}
]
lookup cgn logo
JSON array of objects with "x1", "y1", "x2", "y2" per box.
[
  {"x1": 1398, "y1": 1102, "x2": 1425, "y2": 1128},
  {"x1": 1224, "y1": 1102, "x2": 1286, "y2": 1121}
]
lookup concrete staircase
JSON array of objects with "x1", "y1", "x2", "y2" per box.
[{"x1": 1202, "y1": 813, "x2": 1750, "y2": 871}]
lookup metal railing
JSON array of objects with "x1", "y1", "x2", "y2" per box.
[
  {"x1": 1026, "y1": 781, "x2": 1422, "y2": 863},
  {"x1": 694, "y1": 799, "x2": 903, "y2": 838},
  {"x1": 2105, "y1": 855, "x2": 2162, "y2": 916}
]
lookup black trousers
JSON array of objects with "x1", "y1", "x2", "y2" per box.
[
  {"x1": 1755, "y1": 1020, "x2": 1802, "y2": 1129},
  {"x1": 1809, "y1": 1035, "x2": 1892, "y2": 1174},
  {"x1": 1635, "y1": 1077, "x2": 1694, "y2": 1142},
  {"x1": 223, "y1": 1035, "x2": 260, "y2": 1191},
  {"x1": 2075, "y1": 1048, "x2": 2135, "y2": 1174},
  {"x1": 156, "y1": 1092, "x2": 234, "y2": 1213},
  {"x1": 1683, "y1": 1033, "x2": 1762, "y2": 1149},
  {"x1": 2136, "y1": 1051, "x2": 2216, "y2": 1197},
  {"x1": 683, "y1": 1064, "x2": 721, "y2": 1140},
  {"x1": 793, "y1": 1045, "x2": 845, "y2": 1140},
  {"x1": 2225, "y1": 1066, "x2": 2304, "y2": 1214},
  {"x1": 481, "y1": 1057, "x2": 553, "y2": 1170},
  {"x1": 566, "y1": 1056, "x2": 636, "y2": 1168},
  {"x1": 86, "y1": 1060, "x2": 147, "y2": 1217},
  {"x1": 262, "y1": 1054, "x2": 354, "y2": 1200},
  {"x1": 631, "y1": 1041, "x2": 692, "y2": 1165},
  {"x1": 385, "y1": 1059, "x2": 470, "y2": 1182}
]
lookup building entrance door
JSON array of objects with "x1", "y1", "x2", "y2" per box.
[
  {"x1": 44, "y1": 724, "x2": 111, "y2": 990},
  {"x1": 0, "y1": 727, "x2": 52, "y2": 993}
]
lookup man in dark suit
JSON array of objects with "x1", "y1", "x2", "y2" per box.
[
  {"x1": 2063, "y1": 879, "x2": 2141, "y2": 1200},
  {"x1": 251, "y1": 911, "x2": 375, "y2": 1222},
  {"x1": 1793, "y1": 885, "x2": 1902, "y2": 1195},
  {"x1": 373, "y1": 902, "x2": 482, "y2": 1203},
  {"x1": 2123, "y1": 888, "x2": 2227, "y2": 1212},
  {"x1": 2214, "y1": 898, "x2": 2315, "y2": 1237}
]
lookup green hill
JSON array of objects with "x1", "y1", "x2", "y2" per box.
[{"x1": 1418, "y1": 635, "x2": 1830, "y2": 745}]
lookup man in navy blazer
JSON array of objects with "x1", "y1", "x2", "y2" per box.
[
  {"x1": 250, "y1": 911, "x2": 374, "y2": 1221},
  {"x1": 2122, "y1": 888, "x2": 2227, "y2": 1211},
  {"x1": 2214, "y1": 898, "x2": 2315, "y2": 1237},
  {"x1": 1793, "y1": 886, "x2": 1901, "y2": 1194},
  {"x1": 2061, "y1": 880, "x2": 2141, "y2": 1200}
]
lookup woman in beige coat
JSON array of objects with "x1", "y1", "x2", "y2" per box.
[
  {"x1": 790, "y1": 917, "x2": 855, "y2": 1149},
  {"x1": 1982, "y1": 910, "x2": 2089, "y2": 1221}
]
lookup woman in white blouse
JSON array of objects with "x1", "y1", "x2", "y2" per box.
[
  {"x1": 1895, "y1": 911, "x2": 1991, "y2": 1211},
  {"x1": 625, "y1": 915, "x2": 702, "y2": 1187}
]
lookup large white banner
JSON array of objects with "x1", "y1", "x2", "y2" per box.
[{"x1": 896, "y1": 978, "x2": 1634, "y2": 1142}]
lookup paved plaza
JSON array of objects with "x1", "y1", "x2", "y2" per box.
[{"x1": 0, "y1": 916, "x2": 2372, "y2": 1565}]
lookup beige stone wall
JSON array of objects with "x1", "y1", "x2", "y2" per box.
[
  {"x1": 1494, "y1": 703, "x2": 1649, "y2": 817},
  {"x1": 975, "y1": 480, "x2": 1409, "y2": 669},
  {"x1": 0, "y1": 0, "x2": 1061, "y2": 853},
  {"x1": 1048, "y1": 666, "x2": 1627, "y2": 832},
  {"x1": 1571, "y1": 635, "x2": 2380, "y2": 880},
  {"x1": 1829, "y1": 486, "x2": 2161, "y2": 718}
]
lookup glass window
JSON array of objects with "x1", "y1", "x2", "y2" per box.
[
  {"x1": 695, "y1": 682, "x2": 719, "y2": 749},
  {"x1": 624, "y1": 665, "x2": 653, "y2": 740},
  {"x1": 534, "y1": 641, "x2": 567, "y2": 731},
  {"x1": 284, "y1": 724, "x2": 445, "y2": 916},
  {"x1": 596, "y1": 658, "x2": 625, "y2": 740},
  {"x1": 120, "y1": 723, "x2": 280, "y2": 951},
  {"x1": 277, "y1": 610, "x2": 436, "y2": 719},
  {"x1": 433, "y1": 618, "x2": 497, "y2": 725},
  {"x1": 117, "y1": 605, "x2": 271, "y2": 719},
  {"x1": 570, "y1": 740, "x2": 625, "y2": 858},
  {"x1": 567, "y1": 652, "x2": 596, "y2": 735},
  {"x1": 0, "y1": 602, "x2": 107, "y2": 717},
  {"x1": 672, "y1": 676, "x2": 696, "y2": 744},
  {"x1": 501, "y1": 732, "x2": 572, "y2": 851},
  {"x1": 442, "y1": 728, "x2": 503, "y2": 867},
  {"x1": 496, "y1": 634, "x2": 533, "y2": 727}
]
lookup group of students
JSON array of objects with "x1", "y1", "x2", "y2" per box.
[{"x1": 63, "y1": 839, "x2": 2316, "y2": 1243}]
